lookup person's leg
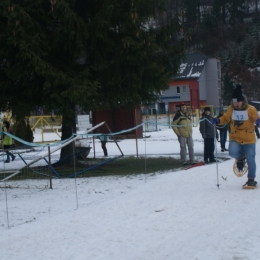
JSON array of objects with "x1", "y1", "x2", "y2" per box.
[
  {"x1": 229, "y1": 140, "x2": 247, "y2": 171},
  {"x1": 101, "y1": 141, "x2": 108, "y2": 156},
  {"x1": 178, "y1": 136, "x2": 187, "y2": 163},
  {"x1": 5, "y1": 151, "x2": 10, "y2": 162},
  {"x1": 186, "y1": 136, "x2": 195, "y2": 162},
  {"x1": 241, "y1": 144, "x2": 256, "y2": 179},
  {"x1": 10, "y1": 151, "x2": 15, "y2": 161},
  {"x1": 209, "y1": 138, "x2": 215, "y2": 161},
  {"x1": 220, "y1": 131, "x2": 224, "y2": 150},
  {"x1": 3, "y1": 145, "x2": 10, "y2": 162},
  {"x1": 204, "y1": 138, "x2": 210, "y2": 163},
  {"x1": 229, "y1": 140, "x2": 243, "y2": 159},
  {"x1": 5, "y1": 151, "x2": 15, "y2": 162}
]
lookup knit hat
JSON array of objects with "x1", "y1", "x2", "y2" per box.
[
  {"x1": 180, "y1": 103, "x2": 186, "y2": 107},
  {"x1": 3, "y1": 121, "x2": 10, "y2": 128},
  {"x1": 232, "y1": 85, "x2": 244, "y2": 102},
  {"x1": 204, "y1": 107, "x2": 211, "y2": 112}
]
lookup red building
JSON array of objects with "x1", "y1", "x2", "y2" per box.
[{"x1": 153, "y1": 53, "x2": 221, "y2": 114}]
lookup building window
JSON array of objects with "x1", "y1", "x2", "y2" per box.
[{"x1": 176, "y1": 85, "x2": 189, "y2": 94}]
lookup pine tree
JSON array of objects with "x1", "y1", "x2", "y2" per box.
[
  {"x1": 0, "y1": 0, "x2": 187, "y2": 163},
  {"x1": 222, "y1": 72, "x2": 234, "y2": 105}
]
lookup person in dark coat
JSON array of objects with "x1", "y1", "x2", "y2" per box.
[
  {"x1": 98, "y1": 135, "x2": 108, "y2": 156},
  {"x1": 255, "y1": 124, "x2": 260, "y2": 139},
  {"x1": 199, "y1": 107, "x2": 218, "y2": 163},
  {"x1": 217, "y1": 110, "x2": 229, "y2": 152}
]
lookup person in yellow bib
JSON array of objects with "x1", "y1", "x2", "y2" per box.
[
  {"x1": 2, "y1": 121, "x2": 15, "y2": 163},
  {"x1": 213, "y1": 85, "x2": 260, "y2": 188}
]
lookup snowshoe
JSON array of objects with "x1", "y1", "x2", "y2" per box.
[{"x1": 233, "y1": 158, "x2": 248, "y2": 177}]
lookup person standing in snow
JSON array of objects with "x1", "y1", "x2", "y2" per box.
[
  {"x1": 216, "y1": 109, "x2": 229, "y2": 152},
  {"x1": 98, "y1": 135, "x2": 108, "y2": 156},
  {"x1": 199, "y1": 107, "x2": 218, "y2": 164},
  {"x1": 213, "y1": 85, "x2": 260, "y2": 188},
  {"x1": 172, "y1": 103, "x2": 195, "y2": 165},
  {"x1": 2, "y1": 120, "x2": 16, "y2": 163}
]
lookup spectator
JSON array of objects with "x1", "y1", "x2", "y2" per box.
[
  {"x1": 38, "y1": 107, "x2": 43, "y2": 116},
  {"x1": 98, "y1": 135, "x2": 108, "y2": 156},
  {"x1": 2, "y1": 121, "x2": 15, "y2": 163},
  {"x1": 172, "y1": 103, "x2": 195, "y2": 165},
  {"x1": 199, "y1": 107, "x2": 218, "y2": 164}
]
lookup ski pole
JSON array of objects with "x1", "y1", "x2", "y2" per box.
[{"x1": 214, "y1": 124, "x2": 220, "y2": 188}]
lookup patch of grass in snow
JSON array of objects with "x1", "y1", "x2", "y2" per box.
[
  {"x1": 2, "y1": 157, "x2": 229, "y2": 180},
  {"x1": 66, "y1": 156, "x2": 182, "y2": 177},
  {"x1": 1, "y1": 157, "x2": 183, "y2": 181}
]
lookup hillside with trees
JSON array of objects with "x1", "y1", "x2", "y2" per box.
[{"x1": 164, "y1": 0, "x2": 260, "y2": 105}]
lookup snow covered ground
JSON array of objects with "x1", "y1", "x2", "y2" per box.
[{"x1": 1, "y1": 126, "x2": 260, "y2": 260}]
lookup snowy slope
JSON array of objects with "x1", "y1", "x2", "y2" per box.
[{"x1": 1, "y1": 127, "x2": 260, "y2": 260}]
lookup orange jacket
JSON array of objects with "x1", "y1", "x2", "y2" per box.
[{"x1": 219, "y1": 101, "x2": 259, "y2": 144}]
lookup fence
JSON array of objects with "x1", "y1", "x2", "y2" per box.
[{"x1": 142, "y1": 106, "x2": 224, "y2": 132}]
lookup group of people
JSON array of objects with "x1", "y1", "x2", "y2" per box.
[
  {"x1": 172, "y1": 84, "x2": 260, "y2": 188},
  {"x1": 172, "y1": 104, "x2": 223, "y2": 165}
]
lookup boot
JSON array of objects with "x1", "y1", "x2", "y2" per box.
[
  {"x1": 236, "y1": 157, "x2": 245, "y2": 171},
  {"x1": 243, "y1": 179, "x2": 257, "y2": 187}
]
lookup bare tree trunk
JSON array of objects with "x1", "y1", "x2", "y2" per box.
[{"x1": 60, "y1": 103, "x2": 76, "y2": 165}]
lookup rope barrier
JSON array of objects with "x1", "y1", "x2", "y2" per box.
[{"x1": 0, "y1": 118, "x2": 228, "y2": 149}]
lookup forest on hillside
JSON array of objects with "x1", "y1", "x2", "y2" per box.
[{"x1": 162, "y1": 0, "x2": 260, "y2": 105}]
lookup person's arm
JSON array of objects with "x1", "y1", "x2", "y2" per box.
[
  {"x1": 249, "y1": 106, "x2": 260, "y2": 123},
  {"x1": 199, "y1": 118, "x2": 205, "y2": 137},
  {"x1": 172, "y1": 113, "x2": 181, "y2": 136},
  {"x1": 219, "y1": 107, "x2": 232, "y2": 125},
  {"x1": 215, "y1": 126, "x2": 219, "y2": 140}
]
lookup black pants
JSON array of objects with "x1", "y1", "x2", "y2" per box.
[
  {"x1": 101, "y1": 141, "x2": 108, "y2": 156},
  {"x1": 204, "y1": 138, "x2": 215, "y2": 162}
]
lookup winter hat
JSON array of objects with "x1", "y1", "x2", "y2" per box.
[
  {"x1": 3, "y1": 121, "x2": 10, "y2": 128},
  {"x1": 180, "y1": 103, "x2": 186, "y2": 107},
  {"x1": 204, "y1": 107, "x2": 211, "y2": 112},
  {"x1": 232, "y1": 85, "x2": 244, "y2": 102}
]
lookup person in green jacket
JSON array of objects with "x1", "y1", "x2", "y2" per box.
[{"x1": 2, "y1": 121, "x2": 15, "y2": 163}]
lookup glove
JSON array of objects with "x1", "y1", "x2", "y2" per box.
[
  {"x1": 210, "y1": 117, "x2": 220, "y2": 125},
  {"x1": 256, "y1": 118, "x2": 260, "y2": 126}
]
